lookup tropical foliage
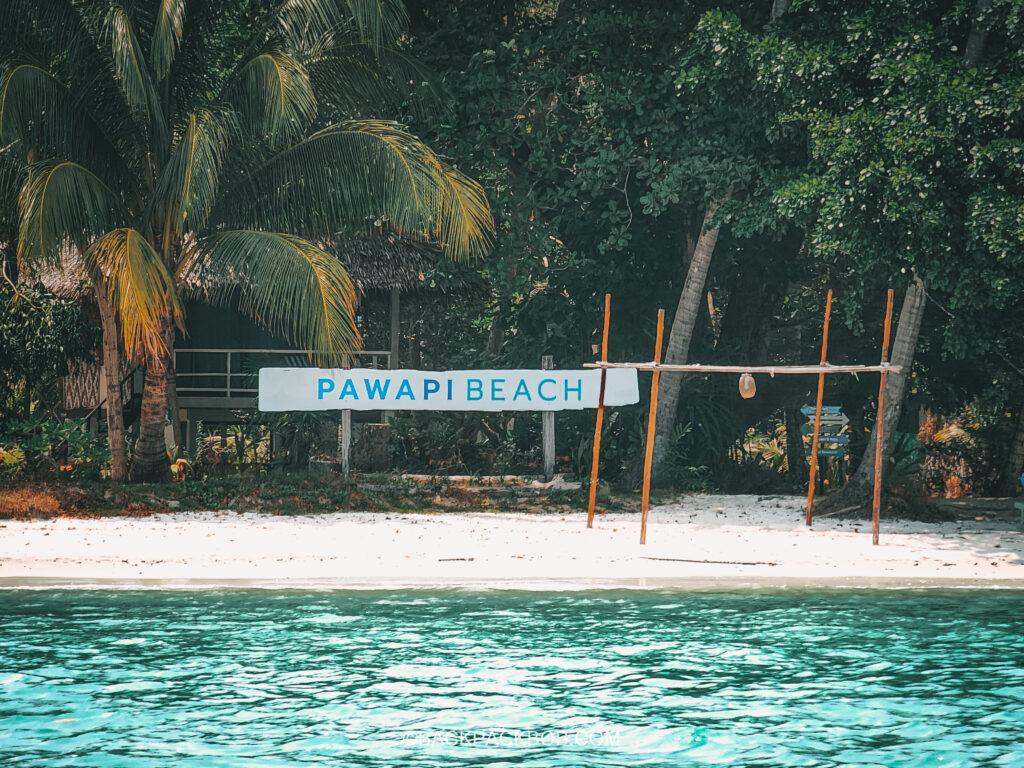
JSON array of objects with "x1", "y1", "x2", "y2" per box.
[
  {"x1": 1, "y1": 0, "x2": 1022, "y2": 501},
  {"x1": 0, "y1": 413, "x2": 110, "y2": 480},
  {"x1": 396, "y1": 0, "x2": 1024, "y2": 497},
  {"x1": 0, "y1": 0, "x2": 492, "y2": 480},
  {"x1": 0, "y1": 283, "x2": 97, "y2": 424}
]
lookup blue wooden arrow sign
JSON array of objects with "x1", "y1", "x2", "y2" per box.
[
  {"x1": 806, "y1": 447, "x2": 846, "y2": 458},
  {"x1": 802, "y1": 434, "x2": 851, "y2": 444},
  {"x1": 801, "y1": 423, "x2": 846, "y2": 436},
  {"x1": 801, "y1": 404, "x2": 843, "y2": 416}
]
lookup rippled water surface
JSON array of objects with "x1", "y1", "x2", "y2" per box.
[{"x1": 1, "y1": 588, "x2": 1023, "y2": 767}]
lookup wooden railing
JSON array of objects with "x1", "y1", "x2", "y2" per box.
[{"x1": 174, "y1": 348, "x2": 391, "y2": 399}]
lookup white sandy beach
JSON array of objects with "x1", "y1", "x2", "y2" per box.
[{"x1": 1, "y1": 494, "x2": 1021, "y2": 586}]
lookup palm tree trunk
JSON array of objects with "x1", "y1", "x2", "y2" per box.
[
  {"x1": 129, "y1": 314, "x2": 173, "y2": 483},
  {"x1": 998, "y1": 403, "x2": 1024, "y2": 496},
  {"x1": 964, "y1": 0, "x2": 993, "y2": 66},
  {"x1": 164, "y1": 318, "x2": 183, "y2": 451},
  {"x1": 829, "y1": 275, "x2": 927, "y2": 505},
  {"x1": 650, "y1": 193, "x2": 730, "y2": 485},
  {"x1": 95, "y1": 282, "x2": 128, "y2": 482}
]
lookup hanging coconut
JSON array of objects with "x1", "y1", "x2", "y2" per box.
[{"x1": 739, "y1": 373, "x2": 756, "y2": 399}]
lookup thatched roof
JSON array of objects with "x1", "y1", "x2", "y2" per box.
[
  {"x1": 29, "y1": 235, "x2": 485, "y2": 302},
  {"x1": 25, "y1": 255, "x2": 89, "y2": 302}
]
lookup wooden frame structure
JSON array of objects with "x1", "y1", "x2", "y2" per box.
[{"x1": 584, "y1": 291, "x2": 898, "y2": 545}]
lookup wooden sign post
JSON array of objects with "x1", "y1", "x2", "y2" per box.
[
  {"x1": 639, "y1": 310, "x2": 665, "y2": 545},
  {"x1": 806, "y1": 289, "x2": 833, "y2": 525},
  {"x1": 872, "y1": 289, "x2": 895, "y2": 545},
  {"x1": 587, "y1": 294, "x2": 612, "y2": 528},
  {"x1": 583, "y1": 289, "x2": 899, "y2": 544},
  {"x1": 541, "y1": 355, "x2": 555, "y2": 481}
]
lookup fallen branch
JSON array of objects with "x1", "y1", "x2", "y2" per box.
[
  {"x1": 813, "y1": 505, "x2": 863, "y2": 519},
  {"x1": 642, "y1": 556, "x2": 777, "y2": 566}
]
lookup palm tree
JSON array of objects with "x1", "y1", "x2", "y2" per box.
[{"x1": 0, "y1": 0, "x2": 492, "y2": 481}]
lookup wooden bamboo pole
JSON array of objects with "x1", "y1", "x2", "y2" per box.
[
  {"x1": 872, "y1": 289, "x2": 895, "y2": 545},
  {"x1": 806, "y1": 290, "x2": 834, "y2": 525},
  {"x1": 584, "y1": 362, "x2": 899, "y2": 374},
  {"x1": 640, "y1": 309, "x2": 665, "y2": 545},
  {"x1": 587, "y1": 294, "x2": 612, "y2": 528}
]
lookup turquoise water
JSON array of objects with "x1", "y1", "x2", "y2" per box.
[{"x1": 1, "y1": 589, "x2": 1023, "y2": 767}]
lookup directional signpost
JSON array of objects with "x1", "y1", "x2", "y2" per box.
[
  {"x1": 801, "y1": 405, "x2": 843, "y2": 417},
  {"x1": 801, "y1": 404, "x2": 849, "y2": 461},
  {"x1": 808, "y1": 446, "x2": 846, "y2": 458}
]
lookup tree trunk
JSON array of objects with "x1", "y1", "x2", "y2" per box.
[
  {"x1": 964, "y1": 0, "x2": 993, "y2": 67},
  {"x1": 718, "y1": 261, "x2": 770, "y2": 362},
  {"x1": 784, "y1": 405, "x2": 806, "y2": 481},
  {"x1": 650, "y1": 194, "x2": 730, "y2": 485},
  {"x1": 998, "y1": 403, "x2": 1024, "y2": 496},
  {"x1": 486, "y1": 247, "x2": 517, "y2": 358},
  {"x1": 129, "y1": 315, "x2": 173, "y2": 483},
  {"x1": 769, "y1": 0, "x2": 792, "y2": 25},
  {"x1": 95, "y1": 282, "x2": 128, "y2": 482},
  {"x1": 824, "y1": 275, "x2": 927, "y2": 507},
  {"x1": 164, "y1": 319, "x2": 183, "y2": 451},
  {"x1": 166, "y1": 375, "x2": 182, "y2": 451}
]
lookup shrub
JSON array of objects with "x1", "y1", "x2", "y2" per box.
[{"x1": 0, "y1": 416, "x2": 110, "y2": 480}]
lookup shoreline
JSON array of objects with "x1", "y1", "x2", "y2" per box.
[
  {"x1": 1, "y1": 494, "x2": 1021, "y2": 586},
  {"x1": 3, "y1": 576, "x2": 1024, "y2": 591}
]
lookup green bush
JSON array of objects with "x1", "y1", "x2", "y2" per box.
[
  {"x1": 0, "y1": 416, "x2": 110, "y2": 480},
  {"x1": 0, "y1": 285, "x2": 98, "y2": 424}
]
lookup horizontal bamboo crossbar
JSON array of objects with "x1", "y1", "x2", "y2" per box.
[{"x1": 583, "y1": 362, "x2": 901, "y2": 374}]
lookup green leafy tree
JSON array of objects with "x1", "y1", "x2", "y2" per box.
[
  {"x1": 1, "y1": 0, "x2": 492, "y2": 481},
  {"x1": 775, "y1": 0, "x2": 1024, "y2": 506},
  {"x1": 400, "y1": 0, "x2": 1024, "y2": 497},
  {"x1": 647, "y1": 6, "x2": 813, "y2": 484},
  {"x1": 0, "y1": 284, "x2": 98, "y2": 424},
  {"x1": 408, "y1": 2, "x2": 815, "y2": 486}
]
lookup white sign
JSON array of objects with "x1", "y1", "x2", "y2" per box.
[{"x1": 258, "y1": 368, "x2": 640, "y2": 412}]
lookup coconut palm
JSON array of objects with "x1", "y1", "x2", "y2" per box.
[{"x1": 0, "y1": 0, "x2": 492, "y2": 481}]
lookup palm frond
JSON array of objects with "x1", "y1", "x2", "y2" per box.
[
  {"x1": 184, "y1": 229, "x2": 360, "y2": 363},
  {"x1": 2, "y1": 4, "x2": 154, "y2": 183},
  {"x1": 343, "y1": 0, "x2": 409, "y2": 50},
  {"x1": 0, "y1": 142, "x2": 26, "y2": 208},
  {"x1": 103, "y1": 3, "x2": 170, "y2": 156},
  {"x1": 429, "y1": 155, "x2": 493, "y2": 262},
  {"x1": 17, "y1": 159, "x2": 128, "y2": 268},
  {"x1": 0, "y1": 0, "x2": 91, "y2": 66},
  {"x1": 0, "y1": 60, "x2": 129, "y2": 179},
  {"x1": 85, "y1": 228, "x2": 183, "y2": 363},
  {"x1": 104, "y1": 5, "x2": 158, "y2": 131},
  {"x1": 306, "y1": 43, "x2": 447, "y2": 119},
  {"x1": 217, "y1": 120, "x2": 492, "y2": 261},
  {"x1": 151, "y1": 109, "x2": 231, "y2": 235},
  {"x1": 232, "y1": 46, "x2": 316, "y2": 144},
  {"x1": 276, "y1": 0, "x2": 407, "y2": 51},
  {"x1": 151, "y1": 0, "x2": 186, "y2": 80}
]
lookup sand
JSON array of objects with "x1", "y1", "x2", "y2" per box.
[{"x1": 1, "y1": 494, "x2": 1021, "y2": 587}]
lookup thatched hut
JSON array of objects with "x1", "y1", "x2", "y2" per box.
[{"x1": 33, "y1": 236, "x2": 484, "y2": 451}]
